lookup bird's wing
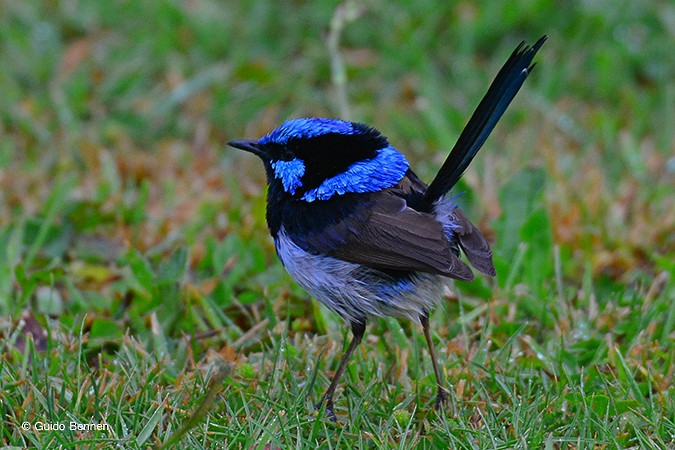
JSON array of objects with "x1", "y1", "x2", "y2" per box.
[
  {"x1": 450, "y1": 208, "x2": 496, "y2": 276},
  {"x1": 302, "y1": 189, "x2": 475, "y2": 280}
]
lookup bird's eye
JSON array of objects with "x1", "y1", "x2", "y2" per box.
[{"x1": 282, "y1": 149, "x2": 294, "y2": 161}]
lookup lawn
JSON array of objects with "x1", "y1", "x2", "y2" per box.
[{"x1": 0, "y1": 1, "x2": 673, "y2": 448}]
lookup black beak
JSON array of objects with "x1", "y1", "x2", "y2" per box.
[{"x1": 227, "y1": 140, "x2": 269, "y2": 159}]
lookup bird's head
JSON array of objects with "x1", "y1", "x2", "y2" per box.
[{"x1": 228, "y1": 118, "x2": 409, "y2": 202}]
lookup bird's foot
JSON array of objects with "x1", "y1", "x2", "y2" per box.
[
  {"x1": 434, "y1": 386, "x2": 448, "y2": 410},
  {"x1": 316, "y1": 395, "x2": 338, "y2": 423}
]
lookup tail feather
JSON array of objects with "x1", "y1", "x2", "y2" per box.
[{"x1": 418, "y1": 36, "x2": 547, "y2": 211}]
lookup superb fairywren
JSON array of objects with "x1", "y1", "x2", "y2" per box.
[{"x1": 229, "y1": 36, "x2": 545, "y2": 421}]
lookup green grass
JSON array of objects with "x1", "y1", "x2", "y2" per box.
[{"x1": 1, "y1": 0, "x2": 674, "y2": 448}]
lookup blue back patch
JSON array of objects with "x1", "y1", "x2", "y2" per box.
[{"x1": 302, "y1": 145, "x2": 409, "y2": 202}]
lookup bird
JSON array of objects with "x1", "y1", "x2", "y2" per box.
[{"x1": 228, "y1": 36, "x2": 546, "y2": 422}]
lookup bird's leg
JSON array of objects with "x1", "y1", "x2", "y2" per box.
[
  {"x1": 420, "y1": 314, "x2": 448, "y2": 409},
  {"x1": 317, "y1": 320, "x2": 366, "y2": 422}
]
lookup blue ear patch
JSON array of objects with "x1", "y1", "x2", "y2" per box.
[
  {"x1": 260, "y1": 118, "x2": 356, "y2": 145},
  {"x1": 271, "y1": 158, "x2": 305, "y2": 194},
  {"x1": 302, "y1": 145, "x2": 409, "y2": 202}
]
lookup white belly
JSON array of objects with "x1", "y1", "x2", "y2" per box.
[{"x1": 275, "y1": 227, "x2": 446, "y2": 324}]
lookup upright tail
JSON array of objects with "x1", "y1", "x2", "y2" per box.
[{"x1": 418, "y1": 36, "x2": 547, "y2": 212}]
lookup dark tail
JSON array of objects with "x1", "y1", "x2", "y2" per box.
[{"x1": 418, "y1": 36, "x2": 546, "y2": 211}]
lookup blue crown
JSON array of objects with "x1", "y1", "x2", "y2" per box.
[
  {"x1": 259, "y1": 118, "x2": 357, "y2": 145},
  {"x1": 260, "y1": 118, "x2": 410, "y2": 202}
]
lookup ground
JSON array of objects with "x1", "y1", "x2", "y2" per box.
[{"x1": 0, "y1": 1, "x2": 673, "y2": 448}]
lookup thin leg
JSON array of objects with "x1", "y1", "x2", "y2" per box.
[
  {"x1": 420, "y1": 314, "x2": 448, "y2": 409},
  {"x1": 317, "y1": 320, "x2": 366, "y2": 422}
]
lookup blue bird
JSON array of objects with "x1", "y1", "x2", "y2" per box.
[{"x1": 229, "y1": 36, "x2": 546, "y2": 422}]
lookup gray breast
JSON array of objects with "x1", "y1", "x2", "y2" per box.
[{"x1": 275, "y1": 228, "x2": 446, "y2": 324}]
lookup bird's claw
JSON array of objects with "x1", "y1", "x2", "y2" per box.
[
  {"x1": 434, "y1": 386, "x2": 448, "y2": 410},
  {"x1": 316, "y1": 396, "x2": 338, "y2": 422}
]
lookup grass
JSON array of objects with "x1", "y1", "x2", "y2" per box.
[{"x1": 1, "y1": 0, "x2": 674, "y2": 448}]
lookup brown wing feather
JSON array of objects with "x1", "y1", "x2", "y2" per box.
[
  {"x1": 299, "y1": 174, "x2": 493, "y2": 281},
  {"x1": 409, "y1": 169, "x2": 495, "y2": 276},
  {"x1": 326, "y1": 192, "x2": 475, "y2": 280},
  {"x1": 450, "y1": 208, "x2": 496, "y2": 276}
]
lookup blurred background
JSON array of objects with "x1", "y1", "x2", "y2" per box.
[
  {"x1": 0, "y1": 0, "x2": 673, "y2": 446},
  {"x1": 1, "y1": 0, "x2": 671, "y2": 333}
]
